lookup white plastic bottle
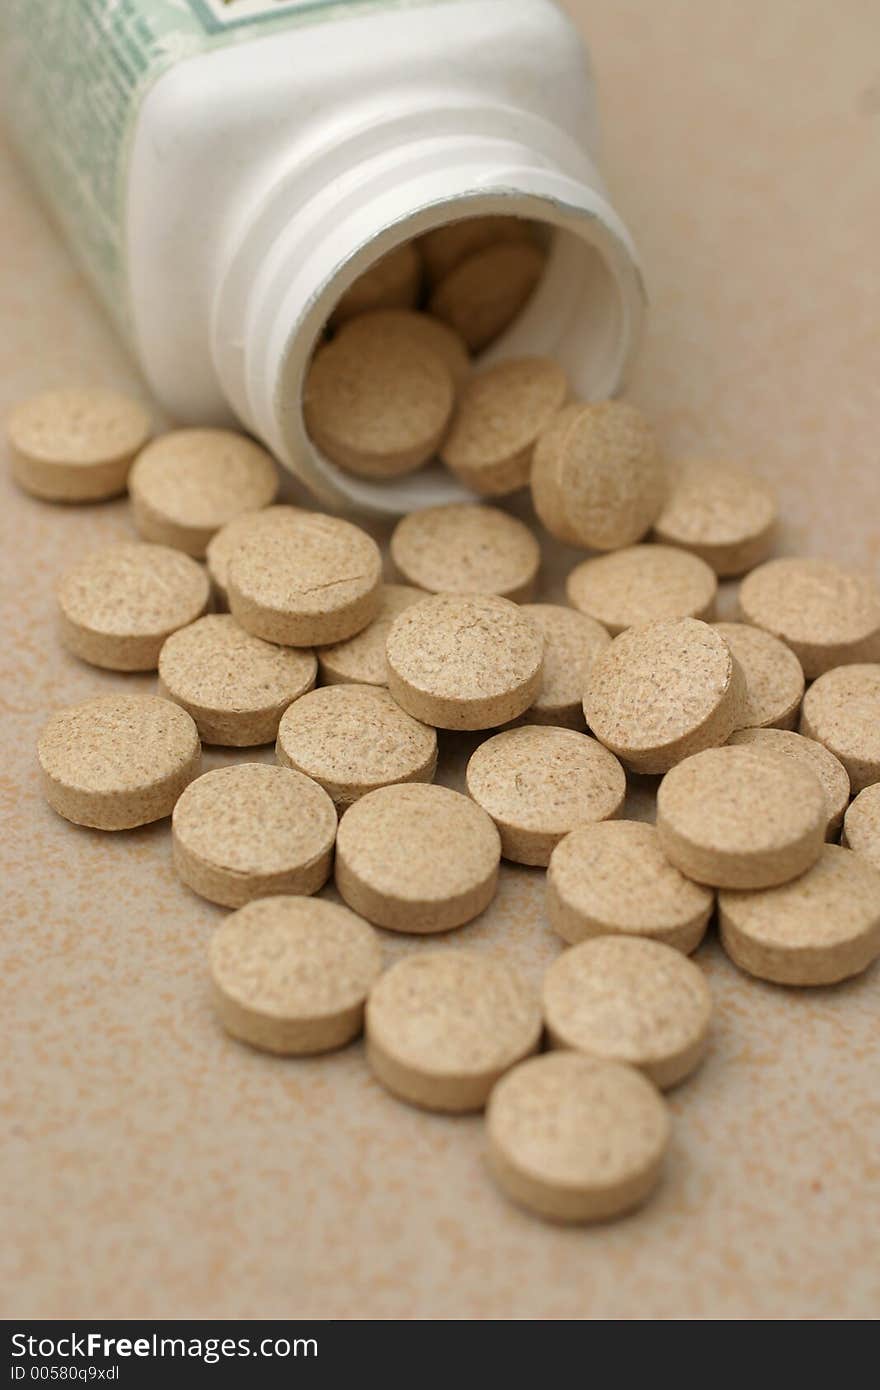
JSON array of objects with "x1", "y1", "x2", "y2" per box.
[{"x1": 1, "y1": 0, "x2": 645, "y2": 514}]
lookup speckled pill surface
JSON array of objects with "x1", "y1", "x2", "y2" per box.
[
  {"x1": 227, "y1": 511, "x2": 382, "y2": 647},
  {"x1": 546, "y1": 820, "x2": 714, "y2": 954},
  {"x1": 465, "y1": 726, "x2": 625, "y2": 866},
  {"x1": 172, "y1": 763, "x2": 337, "y2": 908},
  {"x1": 657, "y1": 744, "x2": 826, "y2": 889},
  {"x1": 386, "y1": 593, "x2": 544, "y2": 730},
  {"x1": 419, "y1": 215, "x2": 531, "y2": 284},
  {"x1": 366, "y1": 949, "x2": 541, "y2": 1112},
  {"x1": 335, "y1": 783, "x2": 501, "y2": 933},
  {"x1": 713, "y1": 621, "x2": 805, "y2": 730},
  {"x1": 318, "y1": 583, "x2": 424, "y2": 688},
  {"x1": 738, "y1": 557, "x2": 880, "y2": 678},
  {"x1": 719, "y1": 844, "x2": 880, "y2": 986},
  {"x1": 843, "y1": 784, "x2": 880, "y2": 871},
  {"x1": 440, "y1": 357, "x2": 568, "y2": 496},
  {"x1": 654, "y1": 458, "x2": 778, "y2": 575},
  {"x1": 158, "y1": 613, "x2": 317, "y2": 746},
  {"x1": 205, "y1": 505, "x2": 307, "y2": 606},
  {"x1": 583, "y1": 618, "x2": 744, "y2": 774},
  {"x1": 57, "y1": 541, "x2": 210, "y2": 672},
  {"x1": 568, "y1": 545, "x2": 717, "y2": 636},
  {"x1": 7, "y1": 386, "x2": 150, "y2": 502},
  {"x1": 429, "y1": 240, "x2": 545, "y2": 352},
  {"x1": 799, "y1": 663, "x2": 880, "y2": 793},
  {"x1": 542, "y1": 936, "x2": 712, "y2": 1089},
  {"x1": 210, "y1": 896, "x2": 382, "y2": 1055},
  {"x1": 517, "y1": 604, "x2": 611, "y2": 728},
  {"x1": 335, "y1": 309, "x2": 470, "y2": 385},
  {"x1": 486, "y1": 1052, "x2": 671, "y2": 1224},
  {"x1": 329, "y1": 242, "x2": 422, "y2": 326},
  {"x1": 38, "y1": 693, "x2": 200, "y2": 831},
  {"x1": 128, "y1": 428, "x2": 278, "y2": 557},
  {"x1": 728, "y1": 727, "x2": 850, "y2": 839},
  {"x1": 390, "y1": 503, "x2": 540, "y2": 601},
  {"x1": 276, "y1": 683, "x2": 437, "y2": 811}
]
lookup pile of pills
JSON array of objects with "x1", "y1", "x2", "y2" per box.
[{"x1": 14, "y1": 214, "x2": 880, "y2": 1227}]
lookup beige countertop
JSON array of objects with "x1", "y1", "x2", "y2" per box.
[{"x1": 2, "y1": 0, "x2": 878, "y2": 1320}]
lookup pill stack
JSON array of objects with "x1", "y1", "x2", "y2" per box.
[{"x1": 11, "y1": 215, "x2": 880, "y2": 1227}]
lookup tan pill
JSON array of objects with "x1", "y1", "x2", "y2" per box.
[
  {"x1": 719, "y1": 844, "x2": 880, "y2": 986},
  {"x1": 799, "y1": 663, "x2": 880, "y2": 793},
  {"x1": 713, "y1": 622, "x2": 805, "y2": 730},
  {"x1": 654, "y1": 458, "x2": 778, "y2": 576},
  {"x1": 517, "y1": 604, "x2": 611, "y2": 728},
  {"x1": 57, "y1": 541, "x2": 210, "y2": 672},
  {"x1": 329, "y1": 241, "x2": 422, "y2": 326},
  {"x1": 386, "y1": 593, "x2": 544, "y2": 730},
  {"x1": 738, "y1": 557, "x2": 880, "y2": 678},
  {"x1": 657, "y1": 744, "x2": 826, "y2": 890},
  {"x1": 317, "y1": 583, "x2": 424, "y2": 687},
  {"x1": 128, "y1": 428, "x2": 279, "y2": 557},
  {"x1": 568, "y1": 544, "x2": 717, "y2": 635},
  {"x1": 390, "y1": 503, "x2": 540, "y2": 601},
  {"x1": 38, "y1": 694, "x2": 200, "y2": 831},
  {"x1": 335, "y1": 309, "x2": 470, "y2": 385},
  {"x1": 419, "y1": 215, "x2": 533, "y2": 284},
  {"x1": 546, "y1": 821, "x2": 714, "y2": 954},
  {"x1": 172, "y1": 763, "x2": 336, "y2": 908},
  {"x1": 583, "y1": 618, "x2": 744, "y2": 774},
  {"x1": 486, "y1": 1052, "x2": 671, "y2": 1224},
  {"x1": 542, "y1": 936, "x2": 712, "y2": 1089},
  {"x1": 227, "y1": 511, "x2": 382, "y2": 647},
  {"x1": 205, "y1": 505, "x2": 308, "y2": 607},
  {"x1": 276, "y1": 683, "x2": 437, "y2": 811},
  {"x1": 158, "y1": 613, "x2": 317, "y2": 746},
  {"x1": 440, "y1": 357, "x2": 568, "y2": 496},
  {"x1": 465, "y1": 726, "x2": 625, "y2": 867},
  {"x1": 210, "y1": 896, "x2": 382, "y2": 1055},
  {"x1": 303, "y1": 335, "x2": 454, "y2": 478},
  {"x1": 7, "y1": 386, "x2": 150, "y2": 503},
  {"x1": 843, "y1": 784, "x2": 880, "y2": 872},
  {"x1": 335, "y1": 783, "x2": 501, "y2": 933},
  {"x1": 366, "y1": 949, "x2": 541, "y2": 1112},
  {"x1": 728, "y1": 727, "x2": 850, "y2": 839},
  {"x1": 531, "y1": 400, "x2": 666, "y2": 551},
  {"x1": 429, "y1": 240, "x2": 546, "y2": 352}
]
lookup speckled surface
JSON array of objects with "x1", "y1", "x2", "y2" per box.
[{"x1": 2, "y1": 0, "x2": 879, "y2": 1320}]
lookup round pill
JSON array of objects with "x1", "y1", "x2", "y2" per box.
[
  {"x1": 158, "y1": 614, "x2": 317, "y2": 746},
  {"x1": 542, "y1": 936, "x2": 712, "y2": 1089},
  {"x1": 529, "y1": 402, "x2": 586, "y2": 545},
  {"x1": 386, "y1": 593, "x2": 544, "y2": 730},
  {"x1": 719, "y1": 844, "x2": 880, "y2": 986},
  {"x1": 57, "y1": 541, "x2": 209, "y2": 672},
  {"x1": 303, "y1": 335, "x2": 454, "y2": 479},
  {"x1": 568, "y1": 544, "x2": 717, "y2": 635},
  {"x1": 517, "y1": 604, "x2": 611, "y2": 728},
  {"x1": 128, "y1": 428, "x2": 278, "y2": 557},
  {"x1": 738, "y1": 557, "x2": 880, "y2": 678},
  {"x1": 366, "y1": 949, "x2": 541, "y2": 1112},
  {"x1": 546, "y1": 820, "x2": 714, "y2": 954},
  {"x1": 172, "y1": 763, "x2": 337, "y2": 908},
  {"x1": 440, "y1": 357, "x2": 568, "y2": 496},
  {"x1": 317, "y1": 583, "x2": 424, "y2": 687},
  {"x1": 583, "y1": 618, "x2": 745, "y2": 774},
  {"x1": 38, "y1": 693, "x2": 200, "y2": 831},
  {"x1": 728, "y1": 727, "x2": 850, "y2": 839},
  {"x1": 429, "y1": 240, "x2": 546, "y2": 352},
  {"x1": 390, "y1": 503, "x2": 540, "y2": 601},
  {"x1": 653, "y1": 458, "x2": 778, "y2": 576},
  {"x1": 227, "y1": 511, "x2": 382, "y2": 647},
  {"x1": 210, "y1": 896, "x2": 382, "y2": 1055},
  {"x1": 335, "y1": 309, "x2": 470, "y2": 385},
  {"x1": 799, "y1": 663, "x2": 880, "y2": 793},
  {"x1": 7, "y1": 386, "x2": 150, "y2": 503},
  {"x1": 205, "y1": 505, "x2": 307, "y2": 607},
  {"x1": 276, "y1": 684, "x2": 437, "y2": 811},
  {"x1": 419, "y1": 215, "x2": 532, "y2": 284},
  {"x1": 335, "y1": 783, "x2": 501, "y2": 933},
  {"x1": 329, "y1": 241, "x2": 422, "y2": 326},
  {"x1": 465, "y1": 726, "x2": 625, "y2": 866},
  {"x1": 843, "y1": 784, "x2": 880, "y2": 872},
  {"x1": 486, "y1": 1052, "x2": 671, "y2": 1224},
  {"x1": 657, "y1": 744, "x2": 826, "y2": 890},
  {"x1": 531, "y1": 400, "x2": 666, "y2": 551},
  {"x1": 713, "y1": 622, "x2": 805, "y2": 730}
]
